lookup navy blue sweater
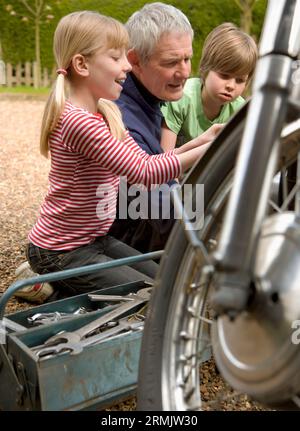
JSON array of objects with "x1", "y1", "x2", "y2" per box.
[
  {"x1": 116, "y1": 72, "x2": 164, "y2": 155},
  {"x1": 109, "y1": 73, "x2": 175, "y2": 253}
]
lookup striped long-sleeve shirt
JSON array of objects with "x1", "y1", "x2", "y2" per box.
[{"x1": 29, "y1": 101, "x2": 181, "y2": 250}]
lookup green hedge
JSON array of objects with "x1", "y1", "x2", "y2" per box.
[{"x1": 0, "y1": 0, "x2": 267, "y2": 74}]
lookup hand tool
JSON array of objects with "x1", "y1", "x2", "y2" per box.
[
  {"x1": 27, "y1": 307, "x2": 87, "y2": 325},
  {"x1": 31, "y1": 287, "x2": 151, "y2": 355},
  {"x1": 88, "y1": 293, "x2": 136, "y2": 302},
  {"x1": 32, "y1": 316, "x2": 145, "y2": 358}
]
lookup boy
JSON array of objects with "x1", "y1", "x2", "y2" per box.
[{"x1": 161, "y1": 22, "x2": 258, "y2": 150}]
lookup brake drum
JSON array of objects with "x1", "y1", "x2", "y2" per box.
[{"x1": 212, "y1": 212, "x2": 300, "y2": 405}]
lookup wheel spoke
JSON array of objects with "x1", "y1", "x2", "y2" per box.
[
  {"x1": 280, "y1": 179, "x2": 300, "y2": 211},
  {"x1": 268, "y1": 198, "x2": 282, "y2": 213},
  {"x1": 281, "y1": 167, "x2": 289, "y2": 203},
  {"x1": 295, "y1": 152, "x2": 300, "y2": 215}
]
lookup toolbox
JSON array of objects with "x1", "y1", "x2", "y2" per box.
[{"x1": 0, "y1": 252, "x2": 162, "y2": 411}]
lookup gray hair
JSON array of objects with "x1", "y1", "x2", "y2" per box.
[{"x1": 126, "y1": 2, "x2": 194, "y2": 64}]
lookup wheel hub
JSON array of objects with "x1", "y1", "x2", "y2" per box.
[{"x1": 212, "y1": 212, "x2": 300, "y2": 405}]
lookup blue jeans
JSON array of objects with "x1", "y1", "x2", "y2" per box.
[{"x1": 26, "y1": 236, "x2": 158, "y2": 301}]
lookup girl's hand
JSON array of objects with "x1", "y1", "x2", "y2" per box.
[
  {"x1": 197, "y1": 123, "x2": 224, "y2": 146},
  {"x1": 174, "y1": 123, "x2": 224, "y2": 171}
]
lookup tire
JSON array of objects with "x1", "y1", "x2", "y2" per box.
[
  {"x1": 137, "y1": 103, "x2": 300, "y2": 411},
  {"x1": 137, "y1": 105, "x2": 247, "y2": 411}
]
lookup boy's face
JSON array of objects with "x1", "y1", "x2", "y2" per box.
[{"x1": 203, "y1": 70, "x2": 248, "y2": 105}]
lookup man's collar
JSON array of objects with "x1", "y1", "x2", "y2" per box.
[{"x1": 130, "y1": 72, "x2": 162, "y2": 105}]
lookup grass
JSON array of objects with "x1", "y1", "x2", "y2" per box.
[{"x1": 0, "y1": 86, "x2": 50, "y2": 95}]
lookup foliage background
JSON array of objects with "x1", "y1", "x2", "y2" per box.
[{"x1": 0, "y1": 0, "x2": 267, "y2": 75}]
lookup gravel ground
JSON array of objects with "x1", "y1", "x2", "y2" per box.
[
  {"x1": 0, "y1": 97, "x2": 50, "y2": 314},
  {"x1": 0, "y1": 97, "x2": 268, "y2": 411}
]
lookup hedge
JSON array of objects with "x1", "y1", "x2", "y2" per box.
[{"x1": 0, "y1": 0, "x2": 267, "y2": 74}]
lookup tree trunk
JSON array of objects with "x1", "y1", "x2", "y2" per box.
[
  {"x1": 240, "y1": 4, "x2": 252, "y2": 34},
  {"x1": 35, "y1": 17, "x2": 41, "y2": 88},
  {"x1": 234, "y1": 0, "x2": 256, "y2": 34}
]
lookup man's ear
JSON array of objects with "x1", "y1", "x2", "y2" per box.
[
  {"x1": 71, "y1": 54, "x2": 89, "y2": 77},
  {"x1": 127, "y1": 49, "x2": 143, "y2": 76}
]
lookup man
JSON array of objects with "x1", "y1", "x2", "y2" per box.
[{"x1": 109, "y1": 2, "x2": 194, "y2": 253}]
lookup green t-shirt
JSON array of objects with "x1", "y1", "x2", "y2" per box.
[{"x1": 161, "y1": 77, "x2": 245, "y2": 146}]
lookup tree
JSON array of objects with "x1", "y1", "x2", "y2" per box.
[
  {"x1": 234, "y1": 0, "x2": 257, "y2": 34},
  {"x1": 5, "y1": 1, "x2": 55, "y2": 87}
]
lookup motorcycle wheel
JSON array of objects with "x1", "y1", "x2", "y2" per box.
[{"x1": 137, "y1": 104, "x2": 300, "y2": 411}]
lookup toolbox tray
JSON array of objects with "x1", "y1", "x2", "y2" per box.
[{"x1": 1, "y1": 280, "x2": 148, "y2": 411}]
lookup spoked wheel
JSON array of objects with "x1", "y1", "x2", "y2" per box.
[{"x1": 137, "y1": 104, "x2": 300, "y2": 411}]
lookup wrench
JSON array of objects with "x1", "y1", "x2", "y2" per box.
[
  {"x1": 32, "y1": 287, "x2": 151, "y2": 355},
  {"x1": 88, "y1": 293, "x2": 135, "y2": 302},
  {"x1": 27, "y1": 307, "x2": 88, "y2": 326},
  {"x1": 32, "y1": 316, "x2": 144, "y2": 358}
]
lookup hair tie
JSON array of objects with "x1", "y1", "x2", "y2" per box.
[{"x1": 56, "y1": 68, "x2": 67, "y2": 76}]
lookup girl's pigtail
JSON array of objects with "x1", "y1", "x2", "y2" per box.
[
  {"x1": 97, "y1": 99, "x2": 126, "y2": 142},
  {"x1": 40, "y1": 71, "x2": 67, "y2": 157}
]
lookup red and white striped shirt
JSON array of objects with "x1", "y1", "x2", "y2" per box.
[{"x1": 29, "y1": 101, "x2": 181, "y2": 250}]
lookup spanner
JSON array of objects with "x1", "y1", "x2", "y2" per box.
[
  {"x1": 88, "y1": 293, "x2": 135, "y2": 302},
  {"x1": 27, "y1": 307, "x2": 87, "y2": 326},
  {"x1": 32, "y1": 287, "x2": 151, "y2": 355},
  {"x1": 32, "y1": 316, "x2": 144, "y2": 358}
]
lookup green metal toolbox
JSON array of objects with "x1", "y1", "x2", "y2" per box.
[{"x1": 0, "y1": 252, "x2": 162, "y2": 411}]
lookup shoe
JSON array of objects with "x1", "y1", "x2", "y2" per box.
[{"x1": 14, "y1": 261, "x2": 54, "y2": 304}]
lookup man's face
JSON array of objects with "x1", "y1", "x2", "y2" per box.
[{"x1": 133, "y1": 32, "x2": 193, "y2": 101}]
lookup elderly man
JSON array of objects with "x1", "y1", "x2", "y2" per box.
[{"x1": 109, "y1": 3, "x2": 196, "y2": 253}]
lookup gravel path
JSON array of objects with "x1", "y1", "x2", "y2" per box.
[
  {"x1": 0, "y1": 98, "x2": 50, "y2": 314},
  {"x1": 0, "y1": 98, "x2": 268, "y2": 411}
]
